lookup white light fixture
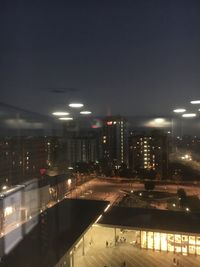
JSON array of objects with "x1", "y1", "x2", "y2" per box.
[
  {"x1": 182, "y1": 113, "x2": 196, "y2": 118},
  {"x1": 59, "y1": 117, "x2": 73, "y2": 120},
  {"x1": 173, "y1": 108, "x2": 186, "y2": 113},
  {"x1": 80, "y1": 111, "x2": 92, "y2": 115},
  {"x1": 154, "y1": 118, "x2": 165, "y2": 123},
  {"x1": 69, "y1": 103, "x2": 84, "y2": 108},
  {"x1": 52, "y1": 112, "x2": 70, "y2": 116},
  {"x1": 190, "y1": 100, "x2": 200, "y2": 104}
]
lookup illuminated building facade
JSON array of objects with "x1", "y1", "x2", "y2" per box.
[
  {"x1": 102, "y1": 116, "x2": 128, "y2": 166},
  {"x1": 140, "y1": 230, "x2": 200, "y2": 255},
  {"x1": 129, "y1": 132, "x2": 168, "y2": 178},
  {"x1": 100, "y1": 206, "x2": 200, "y2": 256}
]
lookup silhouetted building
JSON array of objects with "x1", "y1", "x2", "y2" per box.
[
  {"x1": 102, "y1": 116, "x2": 128, "y2": 166},
  {"x1": 0, "y1": 137, "x2": 49, "y2": 186},
  {"x1": 65, "y1": 130, "x2": 100, "y2": 165}
]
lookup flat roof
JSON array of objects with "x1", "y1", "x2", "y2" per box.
[
  {"x1": 100, "y1": 206, "x2": 200, "y2": 234},
  {"x1": 0, "y1": 199, "x2": 108, "y2": 267}
]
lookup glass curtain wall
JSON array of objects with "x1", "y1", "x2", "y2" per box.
[{"x1": 141, "y1": 231, "x2": 200, "y2": 255}]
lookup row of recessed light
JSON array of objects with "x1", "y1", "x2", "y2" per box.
[
  {"x1": 52, "y1": 103, "x2": 92, "y2": 120},
  {"x1": 173, "y1": 100, "x2": 200, "y2": 118}
]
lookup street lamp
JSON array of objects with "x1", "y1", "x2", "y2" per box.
[{"x1": 2, "y1": 185, "x2": 7, "y2": 191}]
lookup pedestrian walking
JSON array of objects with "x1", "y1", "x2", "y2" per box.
[
  {"x1": 173, "y1": 257, "x2": 176, "y2": 266},
  {"x1": 122, "y1": 260, "x2": 126, "y2": 267}
]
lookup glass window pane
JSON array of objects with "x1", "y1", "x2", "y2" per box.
[
  {"x1": 141, "y1": 231, "x2": 147, "y2": 249},
  {"x1": 147, "y1": 232, "x2": 154, "y2": 249},
  {"x1": 161, "y1": 233, "x2": 167, "y2": 251},
  {"x1": 168, "y1": 234, "x2": 174, "y2": 252},
  {"x1": 154, "y1": 232, "x2": 160, "y2": 250}
]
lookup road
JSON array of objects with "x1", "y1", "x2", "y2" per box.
[{"x1": 66, "y1": 177, "x2": 200, "y2": 203}]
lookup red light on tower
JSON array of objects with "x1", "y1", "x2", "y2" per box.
[
  {"x1": 107, "y1": 121, "x2": 113, "y2": 126},
  {"x1": 40, "y1": 169, "x2": 47, "y2": 175}
]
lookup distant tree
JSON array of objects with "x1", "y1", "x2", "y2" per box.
[
  {"x1": 99, "y1": 159, "x2": 114, "y2": 177},
  {"x1": 119, "y1": 163, "x2": 133, "y2": 178},
  {"x1": 177, "y1": 188, "x2": 187, "y2": 207},
  {"x1": 138, "y1": 168, "x2": 157, "y2": 180},
  {"x1": 144, "y1": 181, "x2": 155, "y2": 191},
  {"x1": 74, "y1": 162, "x2": 90, "y2": 174}
]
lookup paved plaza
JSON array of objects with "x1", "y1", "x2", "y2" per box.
[
  {"x1": 74, "y1": 226, "x2": 200, "y2": 267},
  {"x1": 75, "y1": 242, "x2": 200, "y2": 267}
]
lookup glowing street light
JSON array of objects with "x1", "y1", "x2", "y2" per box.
[
  {"x1": 80, "y1": 111, "x2": 92, "y2": 115},
  {"x1": 59, "y1": 117, "x2": 73, "y2": 121},
  {"x1": 190, "y1": 100, "x2": 200, "y2": 104},
  {"x1": 69, "y1": 103, "x2": 84, "y2": 108},
  {"x1": 67, "y1": 179, "x2": 72, "y2": 186},
  {"x1": 182, "y1": 113, "x2": 196, "y2": 118},
  {"x1": 173, "y1": 108, "x2": 186, "y2": 113},
  {"x1": 52, "y1": 112, "x2": 70, "y2": 116},
  {"x1": 2, "y1": 185, "x2": 7, "y2": 190}
]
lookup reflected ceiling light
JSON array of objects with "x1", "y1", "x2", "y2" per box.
[
  {"x1": 182, "y1": 113, "x2": 196, "y2": 118},
  {"x1": 154, "y1": 118, "x2": 165, "y2": 123},
  {"x1": 144, "y1": 118, "x2": 170, "y2": 128},
  {"x1": 69, "y1": 103, "x2": 84, "y2": 108},
  {"x1": 190, "y1": 100, "x2": 200, "y2": 104},
  {"x1": 59, "y1": 117, "x2": 73, "y2": 120},
  {"x1": 173, "y1": 108, "x2": 186, "y2": 113},
  {"x1": 80, "y1": 111, "x2": 92, "y2": 115},
  {"x1": 52, "y1": 112, "x2": 70, "y2": 116}
]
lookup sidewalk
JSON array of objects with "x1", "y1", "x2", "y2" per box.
[{"x1": 74, "y1": 243, "x2": 200, "y2": 267}]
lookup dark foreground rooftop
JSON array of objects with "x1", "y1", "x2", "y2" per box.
[
  {"x1": 100, "y1": 206, "x2": 200, "y2": 234},
  {"x1": 0, "y1": 199, "x2": 108, "y2": 267}
]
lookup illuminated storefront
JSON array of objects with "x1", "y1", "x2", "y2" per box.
[
  {"x1": 99, "y1": 204, "x2": 200, "y2": 258},
  {"x1": 140, "y1": 230, "x2": 200, "y2": 255}
]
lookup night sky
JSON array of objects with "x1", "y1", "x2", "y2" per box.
[{"x1": 1, "y1": 0, "x2": 200, "y2": 117}]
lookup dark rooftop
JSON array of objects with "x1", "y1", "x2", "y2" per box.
[
  {"x1": 0, "y1": 199, "x2": 108, "y2": 267},
  {"x1": 100, "y1": 206, "x2": 200, "y2": 234}
]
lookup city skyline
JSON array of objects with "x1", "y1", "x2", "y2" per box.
[{"x1": 1, "y1": 2, "x2": 200, "y2": 266}]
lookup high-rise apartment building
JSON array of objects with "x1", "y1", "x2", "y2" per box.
[
  {"x1": 129, "y1": 131, "x2": 169, "y2": 179},
  {"x1": 102, "y1": 116, "x2": 128, "y2": 166}
]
